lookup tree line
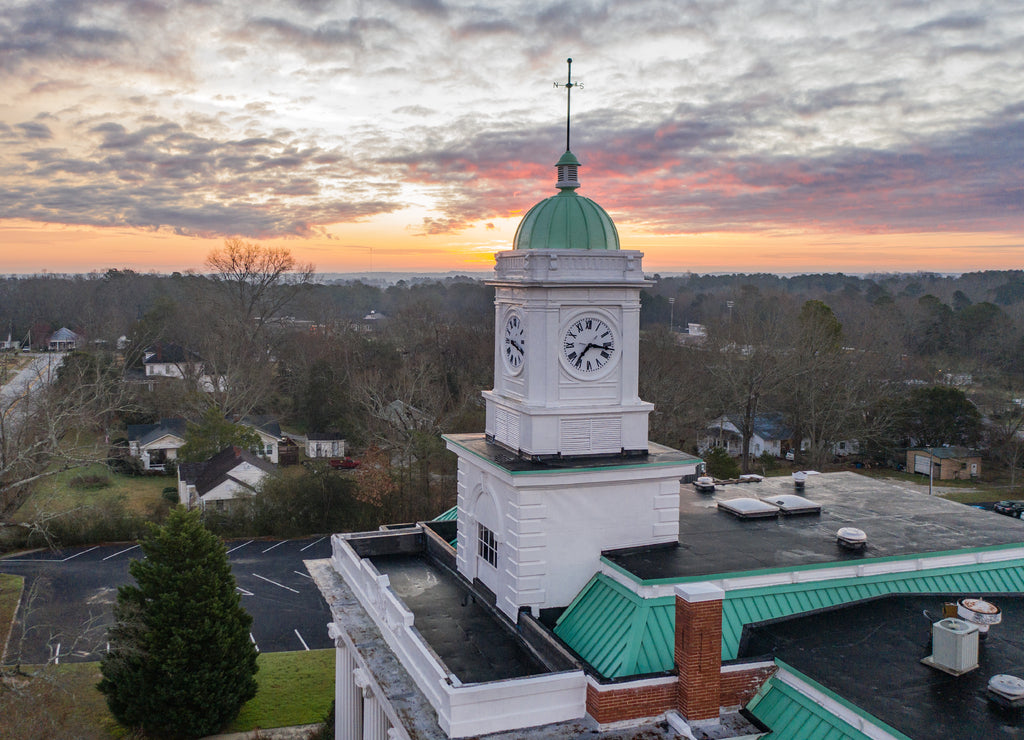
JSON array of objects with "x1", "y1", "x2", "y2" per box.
[{"x1": 4, "y1": 252, "x2": 1024, "y2": 542}]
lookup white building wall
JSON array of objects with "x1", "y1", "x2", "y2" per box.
[{"x1": 449, "y1": 443, "x2": 695, "y2": 619}]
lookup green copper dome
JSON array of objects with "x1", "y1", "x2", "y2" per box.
[{"x1": 513, "y1": 149, "x2": 620, "y2": 251}]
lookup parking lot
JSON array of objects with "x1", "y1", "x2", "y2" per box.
[{"x1": 0, "y1": 536, "x2": 334, "y2": 664}]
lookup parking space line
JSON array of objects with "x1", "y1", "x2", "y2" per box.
[
  {"x1": 293, "y1": 570, "x2": 313, "y2": 580},
  {"x1": 103, "y1": 544, "x2": 139, "y2": 561},
  {"x1": 261, "y1": 540, "x2": 287, "y2": 554},
  {"x1": 62, "y1": 546, "x2": 98, "y2": 562},
  {"x1": 226, "y1": 540, "x2": 253, "y2": 555},
  {"x1": 294, "y1": 629, "x2": 309, "y2": 651},
  {"x1": 250, "y1": 633, "x2": 259, "y2": 652},
  {"x1": 299, "y1": 536, "x2": 325, "y2": 552},
  {"x1": 252, "y1": 573, "x2": 299, "y2": 594},
  {"x1": 236, "y1": 586, "x2": 254, "y2": 596}
]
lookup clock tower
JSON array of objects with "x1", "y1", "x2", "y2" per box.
[
  {"x1": 484, "y1": 149, "x2": 651, "y2": 459},
  {"x1": 444, "y1": 60, "x2": 701, "y2": 621}
]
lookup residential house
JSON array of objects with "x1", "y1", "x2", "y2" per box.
[
  {"x1": 142, "y1": 342, "x2": 224, "y2": 392},
  {"x1": 126, "y1": 418, "x2": 187, "y2": 471},
  {"x1": 907, "y1": 446, "x2": 981, "y2": 480},
  {"x1": 143, "y1": 342, "x2": 204, "y2": 378},
  {"x1": 241, "y1": 415, "x2": 285, "y2": 464},
  {"x1": 703, "y1": 412, "x2": 795, "y2": 458},
  {"x1": 176, "y1": 446, "x2": 275, "y2": 511},
  {"x1": 307, "y1": 432, "x2": 346, "y2": 459},
  {"x1": 47, "y1": 327, "x2": 81, "y2": 351}
]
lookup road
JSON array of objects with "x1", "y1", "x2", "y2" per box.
[
  {"x1": 0, "y1": 352, "x2": 64, "y2": 407},
  {"x1": 0, "y1": 352, "x2": 65, "y2": 448},
  {"x1": 0, "y1": 535, "x2": 334, "y2": 664}
]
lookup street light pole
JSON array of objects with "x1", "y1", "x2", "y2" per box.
[{"x1": 668, "y1": 297, "x2": 675, "y2": 333}]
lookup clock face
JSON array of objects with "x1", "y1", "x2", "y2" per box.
[
  {"x1": 503, "y1": 312, "x2": 525, "y2": 372},
  {"x1": 562, "y1": 315, "x2": 616, "y2": 375}
]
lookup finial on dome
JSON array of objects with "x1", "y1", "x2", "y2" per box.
[
  {"x1": 553, "y1": 58, "x2": 583, "y2": 191},
  {"x1": 553, "y1": 57, "x2": 582, "y2": 152}
]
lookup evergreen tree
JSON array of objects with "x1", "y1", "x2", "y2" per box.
[
  {"x1": 98, "y1": 508, "x2": 258, "y2": 738},
  {"x1": 178, "y1": 406, "x2": 262, "y2": 462}
]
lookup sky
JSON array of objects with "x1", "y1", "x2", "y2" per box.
[{"x1": 1, "y1": 0, "x2": 1022, "y2": 276}]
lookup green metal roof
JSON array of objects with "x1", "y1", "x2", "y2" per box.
[
  {"x1": 513, "y1": 190, "x2": 619, "y2": 251},
  {"x1": 553, "y1": 558, "x2": 1024, "y2": 678},
  {"x1": 553, "y1": 574, "x2": 674, "y2": 678},
  {"x1": 432, "y1": 505, "x2": 458, "y2": 521},
  {"x1": 556, "y1": 150, "x2": 580, "y2": 167},
  {"x1": 721, "y1": 558, "x2": 1024, "y2": 659},
  {"x1": 747, "y1": 662, "x2": 913, "y2": 740}
]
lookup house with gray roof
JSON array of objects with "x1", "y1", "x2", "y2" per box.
[
  {"x1": 703, "y1": 412, "x2": 796, "y2": 459},
  {"x1": 176, "y1": 446, "x2": 275, "y2": 510},
  {"x1": 126, "y1": 418, "x2": 187, "y2": 471},
  {"x1": 47, "y1": 326, "x2": 81, "y2": 351}
]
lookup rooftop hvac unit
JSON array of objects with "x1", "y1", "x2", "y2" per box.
[{"x1": 922, "y1": 618, "x2": 979, "y2": 675}]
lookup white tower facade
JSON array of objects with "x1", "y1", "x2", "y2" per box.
[
  {"x1": 485, "y1": 249, "x2": 652, "y2": 458},
  {"x1": 444, "y1": 77, "x2": 700, "y2": 621}
]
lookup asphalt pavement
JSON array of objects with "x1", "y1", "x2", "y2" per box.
[{"x1": 0, "y1": 535, "x2": 334, "y2": 664}]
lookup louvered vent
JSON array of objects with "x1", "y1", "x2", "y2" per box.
[
  {"x1": 495, "y1": 407, "x2": 520, "y2": 449},
  {"x1": 561, "y1": 417, "x2": 621, "y2": 455}
]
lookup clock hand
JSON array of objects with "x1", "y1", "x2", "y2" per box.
[{"x1": 510, "y1": 340, "x2": 523, "y2": 353}]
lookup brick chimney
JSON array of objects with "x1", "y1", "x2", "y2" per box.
[{"x1": 675, "y1": 583, "x2": 725, "y2": 722}]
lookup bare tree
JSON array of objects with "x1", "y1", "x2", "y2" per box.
[
  {"x1": 173, "y1": 240, "x2": 316, "y2": 419},
  {"x1": 205, "y1": 239, "x2": 315, "y2": 340},
  {"x1": 704, "y1": 291, "x2": 795, "y2": 473},
  {"x1": 1, "y1": 350, "x2": 130, "y2": 523}
]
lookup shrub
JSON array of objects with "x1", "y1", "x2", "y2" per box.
[
  {"x1": 703, "y1": 446, "x2": 741, "y2": 479},
  {"x1": 756, "y1": 451, "x2": 778, "y2": 472},
  {"x1": 69, "y1": 473, "x2": 111, "y2": 490}
]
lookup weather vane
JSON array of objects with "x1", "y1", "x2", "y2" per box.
[{"x1": 554, "y1": 57, "x2": 582, "y2": 152}]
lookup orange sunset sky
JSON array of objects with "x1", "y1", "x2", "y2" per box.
[{"x1": 2, "y1": 1, "x2": 1022, "y2": 276}]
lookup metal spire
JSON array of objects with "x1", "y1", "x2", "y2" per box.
[{"x1": 553, "y1": 57, "x2": 582, "y2": 152}]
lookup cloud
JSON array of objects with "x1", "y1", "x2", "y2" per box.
[
  {"x1": 0, "y1": 0, "x2": 182, "y2": 77},
  {"x1": 1, "y1": 0, "x2": 1022, "y2": 252},
  {"x1": 1, "y1": 114, "x2": 407, "y2": 237},
  {"x1": 16, "y1": 121, "x2": 53, "y2": 139}
]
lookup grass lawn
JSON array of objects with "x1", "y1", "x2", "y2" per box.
[
  {"x1": 228, "y1": 649, "x2": 334, "y2": 732},
  {"x1": 854, "y1": 467, "x2": 1008, "y2": 504},
  {"x1": 13, "y1": 463, "x2": 171, "y2": 524},
  {"x1": 0, "y1": 573, "x2": 23, "y2": 660},
  {"x1": 1, "y1": 650, "x2": 333, "y2": 739}
]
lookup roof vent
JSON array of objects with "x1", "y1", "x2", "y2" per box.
[
  {"x1": 957, "y1": 598, "x2": 1002, "y2": 638},
  {"x1": 694, "y1": 476, "x2": 716, "y2": 493},
  {"x1": 922, "y1": 618, "x2": 979, "y2": 675},
  {"x1": 791, "y1": 470, "x2": 819, "y2": 490},
  {"x1": 762, "y1": 494, "x2": 821, "y2": 515},
  {"x1": 988, "y1": 674, "x2": 1024, "y2": 708},
  {"x1": 837, "y1": 527, "x2": 867, "y2": 550},
  {"x1": 717, "y1": 498, "x2": 779, "y2": 519}
]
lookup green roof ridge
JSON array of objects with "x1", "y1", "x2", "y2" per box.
[
  {"x1": 556, "y1": 559, "x2": 1024, "y2": 678},
  {"x1": 554, "y1": 573, "x2": 674, "y2": 678},
  {"x1": 747, "y1": 661, "x2": 915, "y2": 740}
]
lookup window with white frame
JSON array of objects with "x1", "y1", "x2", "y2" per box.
[{"x1": 477, "y1": 524, "x2": 497, "y2": 568}]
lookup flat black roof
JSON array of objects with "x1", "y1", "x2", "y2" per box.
[
  {"x1": 604, "y1": 472, "x2": 1024, "y2": 583},
  {"x1": 443, "y1": 433, "x2": 700, "y2": 475},
  {"x1": 740, "y1": 593, "x2": 1024, "y2": 737},
  {"x1": 370, "y1": 554, "x2": 547, "y2": 684}
]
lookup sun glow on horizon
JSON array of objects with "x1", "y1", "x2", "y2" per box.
[{"x1": 2, "y1": 217, "x2": 1020, "y2": 277}]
